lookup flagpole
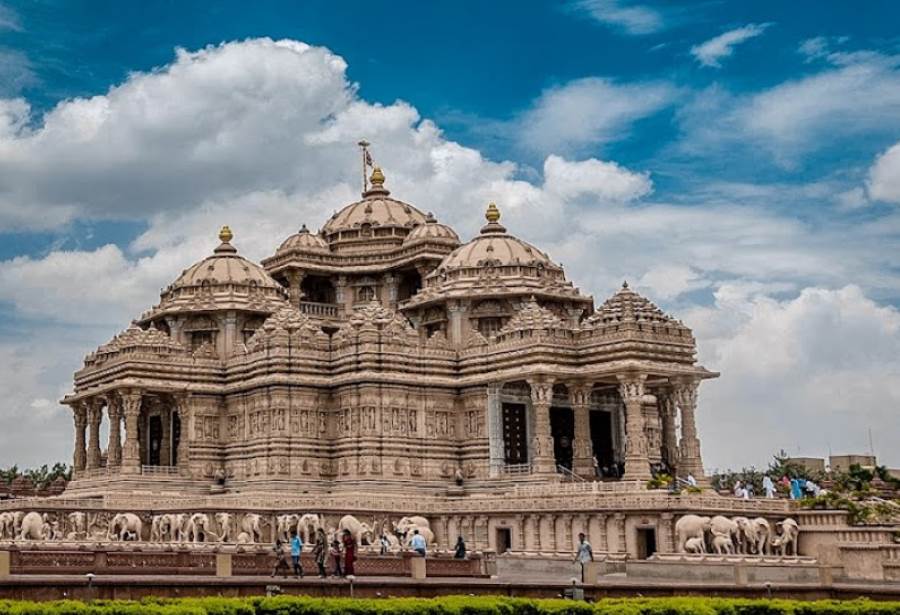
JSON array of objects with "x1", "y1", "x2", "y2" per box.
[{"x1": 357, "y1": 139, "x2": 370, "y2": 194}]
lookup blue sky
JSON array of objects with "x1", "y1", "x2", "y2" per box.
[{"x1": 0, "y1": 0, "x2": 899, "y2": 469}]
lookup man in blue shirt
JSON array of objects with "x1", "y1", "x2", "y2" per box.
[
  {"x1": 410, "y1": 529, "x2": 427, "y2": 557},
  {"x1": 290, "y1": 530, "x2": 304, "y2": 577}
]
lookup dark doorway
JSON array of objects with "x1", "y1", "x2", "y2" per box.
[
  {"x1": 300, "y1": 275, "x2": 336, "y2": 304},
  {"x1": 496, "y1": 527, "x2": 511, "y2": 554},
  {"x1": 172, "y1": 412, "x2": 181, "y2": 466},
  {"x1": 550, "y1": 407, "x2": 574, "y2": 470},
  {"x1": 590, "y1": 410, "x2": 615, "y2": 470},
  {"x1": 397, "y1": 270, "x2": 422, "y2": 302},
  {"x1": 148, "y1": 416, "x2": 163, "y2": 466},
  {"x1": 636, "y1": 528, "x2": 657, "y2": 559},
  {"x1": 501, "y1": 403, "x2": 528, "y2": 465}
]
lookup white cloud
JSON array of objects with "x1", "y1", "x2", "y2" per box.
[
  {"x1": 542, "y1": 155, "x2": 652, "y2": 202},
  {"x1": 678, "y1": 50, "x2": 900, "y2": 165},
  {"x1": 867, "y1": 142, "x2": 900, "y2": 204},
  {"x1": 571, "y1": 0, "x2": 664, "y2": 35},
  {"x1": 686, "y1": 285, "x2": 900, "y2": 470},
  {"x1": 515, "y1": 77, "x2": 676, "y2": 156},
  {"x1": 690, "y1": 23, "x2": 771, "y2": 68}
]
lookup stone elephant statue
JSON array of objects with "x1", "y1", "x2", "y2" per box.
[
  {"x1": 0, "y1": 512, "x2": 15, "y2": 539},
  {"x1": 684, "y1": 536, "x2": 705, "y2": 554},
  {"x1": 67, "y1": 512, "x2": 88, "y2": 540},
  {"x1": 170, "y1": 513, "x2": 189, "y2": 542},
  {"x1": 240, "y1": 513, "x2": 262, "y2": 543},
  {"x1": 297, "y1": 513, "x2": 320, "y2": 544},
  {"x1": 187, "y1": 513, "x2": 212, "y2": 543},
  {"x1": 712, "y1": 533, "x2": 734, "y2": 554},
  {"x1": 771, "y1": 518, "x2": 799, "y2": 556},
  {"x1": 150, "y1": 515, "x2": 166, "y2": 542},
  {"x1": 674, "y1": 514, "x2": 711, "y2": 552},
  {"x1": 338, "y1": 514, "x2": 375, "y2": 545},
  {"x1": 733, "y1": 516, "x2": 752, "y2": 553},
  {"x1": 108, "y1": 513, "x2": 143, "y2": 541},
  {"x1": 18, "y1": 512, "x2": 45, "y2": 540},
  {"x1": 215, "y1": 512, "x2": 234, "y2": 542},
  {"x1": 276, "y1": 514, "x2": 300, "y2": 542}
]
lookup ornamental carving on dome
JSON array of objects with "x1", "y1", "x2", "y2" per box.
[
  {"x1": 332, "y1": 301, "x2": 418, "y2": 348},
  {"x1": 496, "y1": 298, "x2": 568, "y2": 336},
  {"x1": 86, "y1": 324, "x2": 186, "y2": 367},
  {"x1": 582, "y1": 282, "x2": 693, "y2": 341},
  {"x1": 241, "y1": 306, "x2": 324, "y2": 353}
]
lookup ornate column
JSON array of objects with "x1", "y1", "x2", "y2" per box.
[
  {"x1": 614, "y1": 513, "x2": 627, "y2": 554},
  {"x1": 72, "y1": 403, "x2": 87, "y2": 473},
  {"x1": 446, "y1": 300, "x2": 468, "y2": 346},
  {"x1": 618, "y1": 373, "x2": 652, "y2": 481},
  {"x1": 659, "y1": 513, "x2": 675, "y2": 553},
  {"x1": 570, "y1": 383, "x2": 594, "y2": 478},
  {"x1": 85, "y1": 398, "x2": 104, "y2": 470},
  {"x1": 106, "y1": 395, "x2": 122, "y2": 468},
  {"x1": 175, "y1": 393, "x2": 191, "y2": 473},
  {"x1": 563, "y1": 515, "x2": 574, "y2": 554},
  {"x1": 657, "y1": 387, "x2": 679, "y2": 472},
  {"x1": 285, "y1": 270, "x2": 305, "y2": 307},
  {"x1": 529, "y1": 514, "x2": 542, "y2": 551},
  {"x1": 543, "y1": 514, "x2": 557, "y2": 553},
  {"x1": 382, "y1": 273, "x2": 399, "y2": 309},
  {"x1": 487, "y1": 383, "x2": 504, "y2": 477},
  {"x1": 595, "y1": 514, "x2": 608, "y2": 552},
  {"x1": 673, "y1": 377, "x2": 707, "y2": 485},
  {"x1": 121, "y1": 390, "x2": 143, "y2": 474},
  {"x1": 515, "y1": 514, "x2": 527, "y2": 551},
  {"x1": 528, "y1": 377, "x2": 556, "y2": 474}
]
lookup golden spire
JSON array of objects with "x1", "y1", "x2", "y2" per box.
[
  {"x1": 485, "y1": 202, "x2": 501, "y2": 223},
  {"x1": 219, "y1": 225, "x2": 233, "y2": 243},
  {"x1": 370, "y1": 166, "x2": 385, "y2": 186}
]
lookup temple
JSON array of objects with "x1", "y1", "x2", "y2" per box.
[{"x1": 62, "y1": 166, "x2": 716, "y2": 495}]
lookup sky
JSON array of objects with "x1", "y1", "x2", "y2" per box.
[{"x1": 0, "y1": 0, "x2": 899, "y2": 472}]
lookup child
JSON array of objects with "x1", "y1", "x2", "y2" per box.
[
  {"x1": 271, "y1": 538, "x2": 290, "y2": 578},
  {"x1": 330, "y1": 538, "x2": 343, "y2": 577}
]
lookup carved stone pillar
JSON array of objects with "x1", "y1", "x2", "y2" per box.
[
  {"x1": 570, "y1": 383, "x2": 594, "y2": 478},
  {"x1": 175, "y1": 393, "x2": 191, "y2": 474},
  {"x1": 72, "y1": 404, "x2": 87, "y2": 473},
  {"x1": 438, "y1": 515, "x2": 450, "y2": 549},
  {"x1": 563, "y1": 514, "x2": 574, "y2": 554},
  {"x1": 515, "y1": 514, "x2": 527, "y2": 551},
  {"x1": 530, "y1": 514, "x2": 542, "y2": 551},
  {"x1": 543, "y1": 514, "x2": 557, "y2": 553},
  {"x1": 657, "y1": 387, "x2": 679, "y2": 472},
  {"x1": 528, "y1": 377, "x2": 556, "y2": 474},
  {"x1": 618, "y1": 373, "x2": 652, "y2": 481},
  {"x1": 674, "y1": 378, "x2": 707, "y2": 486},
  {"x1": 106, "y1": 396, "x2": 122, "y2": 468},
  {"x1": 382, "y1": 273, "x2": 398, "y2": 309},
  {"x1": 659, "y1": 513, "x2": 675, "y2": 553},
  {"x1": 121, "y1": 390, "x2": 142, "y2": 474},
  {"x1": 86, "y1": 399, "x2": 103, "y2": 470},
  {"x1": 595, "y1": 514, "x2": 608, "y2": 552},
  {"x1": 285, "y1": 270, "x2": 305, "y2": 307},
  {"x1": 446, "y1": 300, "x2": 468, "y2": 346},
  {"x1": 614, "y1": 513, "x2": 626, "y2": 554}
]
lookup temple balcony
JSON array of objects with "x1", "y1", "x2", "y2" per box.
[{"x1": 298, "y1": 301, "x2": 343, "y2": 320}]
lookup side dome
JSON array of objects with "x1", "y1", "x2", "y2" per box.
[
  {"x1": 142, "y1": 226, "x2": 288, "y2": 320},
  {"x1": 402, "y1": 213, "x2": 460, "y2": 246},
  {"x1": 276, "y1": 224, "x2": 329, "y2": 254},
  {"x1": 321, "y1": 167, "x2": 429, "y2": 252}
]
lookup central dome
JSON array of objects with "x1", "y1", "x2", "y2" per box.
[{"x1": 321, "y1": 167, "x2": 428, "y2": 249}]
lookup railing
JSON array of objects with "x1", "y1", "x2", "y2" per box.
[
  {"x1": 298, "y1": 301, "x2": 340, "y2": 318},
  {"x1": 557, "y1": 464, "x2": 587, "y2": 483},
  {"x1": 499, "y1": 463, "x2": 532, "y2": 476},
  {"x1": 140, "y1": 465, "x2": 180, "y2": 476}
]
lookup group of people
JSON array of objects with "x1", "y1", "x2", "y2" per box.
[
  {"x1": 271, "y1": 527, "x2": 469, "y2": 579},
  {"x1": 729, "y1": 475, "x2": 824, "y2": 500},
  {"x1": 271, "y1": 527, "x2": 357, "y2": 579}
]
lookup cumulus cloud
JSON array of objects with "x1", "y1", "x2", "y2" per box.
[
  {"x1": 867, "y1": 142, "x2": 900, "y2": 204},
  {"x1": 691, "y1": 23, "x2": 771, "y2": 68},
  {"x1": 686, "y1": 285, "x2": 900, "y2": 469},
  {"x1": 542, "y1": 155, "x2": 652, "y2": 202},
  {"x1": 515, "y1": 77, "x2": 676, "y2": 156},
  {"x1": 570, "y1": 0, "x2": 665, "y2": 35}
]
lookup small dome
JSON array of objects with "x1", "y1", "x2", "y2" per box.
[
  {"x1": 277, "y1": 224, "x2": 329, "y2": 254},
  {"x1": 439, "y1": 203, "x2": 558, "y2": 270},
  {"x1": 321, "y1": 167, "x2": 429, "y2": 245},
  {"x1": 145, "y1": 227, "x2": 288, "y2": 319},
  {"x1": 402, "y1": 213, "x2": 460, "y2": 246},
  {"x1": 585, "y1": 281, "x2": 692, "y2": 334}
]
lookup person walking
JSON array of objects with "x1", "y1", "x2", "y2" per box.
[
  {"x1": 454, "y1": 535, "x2": 467, "y2": 559},
  {"x1": 312, "y1": 528, "x2": 327, "y2": 578},
  {"x1": 342, "y1": 529, "x2": 358, "y2": 576},
  {"x1": 330, "y1": 538, "x2": 343, "y2": 577},
  {"x1": 290, "y1": 529, "x2": 304, "y2": 578},
  {"x1": 574, "y1": 532, "x2": 593, "y2": 582},
  {"x1": 379, "y1": 533, "x2": 391, "y2": 555},
  {"x1": 271, "y1": 538, "x2": 290, "y2": 578},
  {"x1": 410, "y1": 528, "x2": 427, "y2": 557},
  {"x1": 763, "y1": 474, "x2": 775, "y2": 498}
]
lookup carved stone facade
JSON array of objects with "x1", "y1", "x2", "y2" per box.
[{"x1": 54, "y1": 167, "x2": 734, "y2": 557}]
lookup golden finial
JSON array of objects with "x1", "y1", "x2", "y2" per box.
[
  {"x1": 219, "y1": 225, "x2": 233, "y2": 243},
  {"x1": 485, "y1": 202, "x2": 501, "y2": 224},
  {"x1": 370, "y1": 166, "x2": 385, "y2": 186}
]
